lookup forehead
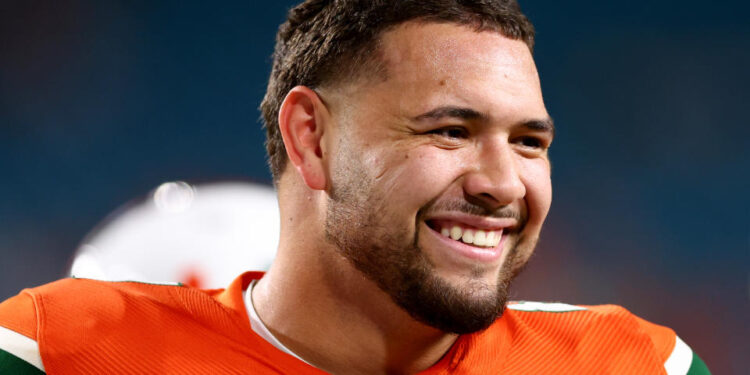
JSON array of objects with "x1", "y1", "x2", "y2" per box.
[
  {"x1": 355, "y1": 21, "x2": 546, "y2": 120},
  {"x1": 381, "y1": 22, "x2": 536, "y2": 77}
]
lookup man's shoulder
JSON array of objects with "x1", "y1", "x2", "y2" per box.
[
  {"x1": 0, "y1": 277, "x2": 224, "y2": 344},
  {"x1": 25, "y1": 275, "x2": 257, "y2": 325},
  {"x1": 471, "y1": 301, "x2": 710, "y2": 374},
  {"x1": 0, "y1": 273, "x2": 286, "y2": 374},
  {"x1": 0, "y1": 271, "x2": 262, "y2": 337},
  {"x1": 503, "y1": 300, "x2": 675, "y2": 352},
  {"x1": 505, "y1": 300, "x2": 660, "y2": 326},
  {"x1": 26, "y1": 277, "x2": 201, "y2": 318},
  {"x1": 0, "y1": 278, "x2": 196, "y2": 374},
  {"x1": 29, "y1": 276, "x2": 187, "y2": 299}
]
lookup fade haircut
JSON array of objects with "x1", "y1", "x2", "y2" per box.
[{"x1": 260, "y1": 0, "x2": 536, "y2": 182}]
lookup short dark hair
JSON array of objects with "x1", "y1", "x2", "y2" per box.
[{"x1": 260, "y1": 0, "x2": 536, "y2": 182}]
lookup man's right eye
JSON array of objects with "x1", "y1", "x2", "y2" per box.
[{"x1": 429, "y1": 127, "x2": 469, "y2": 139}]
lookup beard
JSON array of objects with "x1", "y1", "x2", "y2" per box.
[{"x1": 324, "y1": 153, "x2": 534, "y2": 334}]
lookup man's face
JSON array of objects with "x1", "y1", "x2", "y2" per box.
[{"x1": 323, "y1": 22, "x2": 552, "y2": 334}]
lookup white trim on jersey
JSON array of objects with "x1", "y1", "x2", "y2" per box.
[
  {"x1": 664, "y1": 335, "x2": 692, "y2": 375},
  {"x1": 0, "y1": 325, "x2": 45, "y2": 372},
  {"x1": 507, "y1": 301, "x2": 587, "y2": 312}
]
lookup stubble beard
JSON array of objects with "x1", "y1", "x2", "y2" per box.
[{"x1": 324, "y1": 159, "x2": 533, "y2": 334}]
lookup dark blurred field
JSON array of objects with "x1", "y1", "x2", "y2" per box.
[{"x1": 1, "y1": 1, "x2": 747, "y2": 373}]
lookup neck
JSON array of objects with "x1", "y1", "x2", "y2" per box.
[{"x1": 253, "y1": 230, "x2": 458, "y2": 375}]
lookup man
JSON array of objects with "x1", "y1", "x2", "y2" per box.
[{"x1": 0, "y1": 1, "x2": 710, "y2": 374}]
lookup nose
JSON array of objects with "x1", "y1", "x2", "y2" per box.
[{"x1": 462, "y1": 141, "x2": 526, "y2": 208}]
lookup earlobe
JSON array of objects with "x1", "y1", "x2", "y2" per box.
[{"x1": 278, "y1": 86, "x2": 328, "y2": 190}]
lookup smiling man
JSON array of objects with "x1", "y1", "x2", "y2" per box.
[{"x1": 0, "y1": 1, "x2": 710, "y2": 374}]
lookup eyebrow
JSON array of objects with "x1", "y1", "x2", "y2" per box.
[
  {"x1": 413, "y1": 106, "x2": 555, "y2": 135},
  {"x1": 523, "y1": 117, "x2": 555, "y2": 136},
  {"x1": 413, "y1": 106, "x2": 487, "y2": 122}
]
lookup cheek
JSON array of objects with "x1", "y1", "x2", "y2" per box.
[
  {"x1": 520, "y1": 159, "x2": 552, "y2": 226},
  {"x1": 372, "y1": 147, "x2": 462, "y2": 209}
]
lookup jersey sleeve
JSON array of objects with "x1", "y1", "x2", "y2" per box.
[
  {"x1": 0, "y1": 292, "x2": 45, "y2": 374},
  {"x1": 633, "y1": 315, "x2": 711, "y2": 375}
]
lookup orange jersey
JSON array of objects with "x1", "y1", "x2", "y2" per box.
[{"x1": 0, "y1": 272, "x2": 709, "y2": 374}]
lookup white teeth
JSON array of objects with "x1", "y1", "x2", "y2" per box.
[
  {"x1": 489, "y1": 231, "x2": 501, "y2": 247},
  {"x1": 450, "y1": 226, "x2": 462, "y2": 240},
  {"x1": 474, "y1": 230, "x2": 487, "y2": 246},
  {"x1": 438, "y1": 225, "x2": 502, "y2": 248},
  {"x1": 486, "y1": 231, "x2": 497, "y2": 246}
]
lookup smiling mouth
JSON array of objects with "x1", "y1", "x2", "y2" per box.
[{"x1": 426, "y1": 220, "x2": 503, "y2": 248}]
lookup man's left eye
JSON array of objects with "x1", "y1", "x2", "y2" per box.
[
  {"x1": 430, "y1": 127, "x2": 469, "y2": 139},
  {"x1": 514, "y1": 136, "x2": 544, "y2": 149}
]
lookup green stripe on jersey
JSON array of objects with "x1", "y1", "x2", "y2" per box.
[
  {"x1": 687, "y1": 352, "x2": 711, "y2": 375},
  {"x1": 0, "y1": 348, "x2": 44, "y2": 374}
]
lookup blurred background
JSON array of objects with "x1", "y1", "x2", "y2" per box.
[{"x1": 1, "y1": 0, "x2": 747, "y2": 373}]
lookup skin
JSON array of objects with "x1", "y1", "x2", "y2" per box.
[{"x1": 253, "y1": 21, "x2": 553, "y2": 375}]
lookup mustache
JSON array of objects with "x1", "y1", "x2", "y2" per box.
[{"x1": 422, "y1": 199, "x2": 526, "y2": 224}]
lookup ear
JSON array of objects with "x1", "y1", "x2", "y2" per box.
[{"x1": 278, "y1": 86, "x2": 329, "y2": 190}]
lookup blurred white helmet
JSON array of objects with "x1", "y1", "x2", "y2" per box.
[{"x1": 69, "y1": 180, "x2": 279, "y2": 289}]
